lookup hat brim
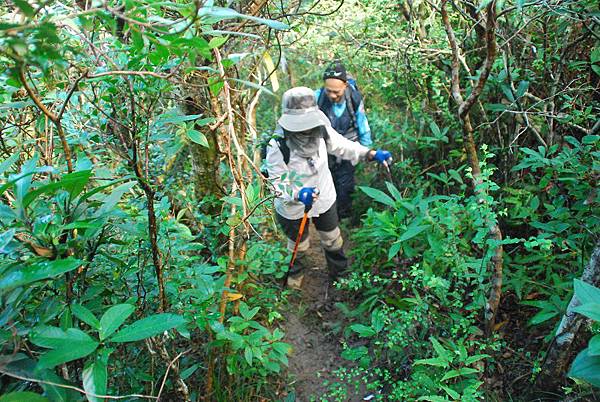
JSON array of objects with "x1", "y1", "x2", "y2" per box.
[{"x1": 278, "y1": 110, "x2": 330, "y2": 132}]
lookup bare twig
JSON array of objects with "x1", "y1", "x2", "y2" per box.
[{"x1": 156, "y1": 348, "x2": 191, "y2": 400}]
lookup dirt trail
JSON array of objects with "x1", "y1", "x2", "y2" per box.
[{"x1": 283, "y1": 232, "x2": 356, "y2": 401}]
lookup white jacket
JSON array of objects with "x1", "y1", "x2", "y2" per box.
[{"x1": 266, "y1": 125, "x2": 370, "y2": 220}]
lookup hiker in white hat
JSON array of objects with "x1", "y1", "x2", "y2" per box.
[{"x1": 264, "y1": 86, "x2": 393, "y2": 289}]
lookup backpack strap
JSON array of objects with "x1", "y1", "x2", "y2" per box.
[
  {"x1": 275, "y1": 136, "x2": 290, "y2": 165},
  {"x1": 319, "y1": 125, "x2": 330, "y2": 141},
  {"x1": 317, "y1": 87, "x2": 327, "y2": 110},
  {"x1": 344, "y1": 86, "x2": 358, "y2": 129}
]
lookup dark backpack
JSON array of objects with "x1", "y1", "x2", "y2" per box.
[{"x1": 260, "y1": 126, "x2": 330, "y2": 178}]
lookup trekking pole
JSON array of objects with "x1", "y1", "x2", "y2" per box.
[
  {"x1": 289, "y1": 204, "x2": 311, "y2": 269},
  {"x1": 381, "y1": 160, "x2": 401, "y2": 190},
  {"x1": 283, "y1": 189, "x2": 319, "y2": 286},
  {"x1": 383, "y1": 161, "x2": 393, "y2": 182}
]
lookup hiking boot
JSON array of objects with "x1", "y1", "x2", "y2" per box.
[
  {"x1": 287, "y1": 272, "x2": 304, "y2": 290},
  {"x1": 324, "y1": 248, "x2": 348, "y2": 281}
]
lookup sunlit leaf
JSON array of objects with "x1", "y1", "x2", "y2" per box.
[
  {"x1": 31, "y1": 327, "x2": 98, "y2": 369},
  {"x1": 187, "y1": 130, "x2": 209, "y2": 147},
  {"x1": 359, "y1": 186, "x2": 395, "y2": 207},
  {"x1": 110, "y1": 314, "x2": 186, "y2": 343},
  {"x1": 0, "y1": 392, "x2": 49, "y2": 402},
  {"x1": 0, "y1": 258, "x2": 82, "y2": 293},
  {"x1": 99, "y1": 304, "x2": 135, "y2": 341},
  {"x1": 569, "y1": 348, "x2": 600, "y2": 387}
]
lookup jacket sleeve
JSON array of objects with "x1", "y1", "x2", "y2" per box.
[
  {"x1": 355, "y1": 100, "x2": 373, "y2": 147},
  {"x1": 325, "y1": 126, "x2": 370, "y2": 165},
  {"x1": 265, "y1": 139, "x2": 298, "y2": 202}
]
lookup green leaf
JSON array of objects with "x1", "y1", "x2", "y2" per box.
[
  {"x1": 464, "y1": 354, "x2": 490, "y2": 365},
  {"x1": 0, "y1": 167, "x2": 54, "y2": 199},
  {"x1": 0, "y1": 258, "x2": 82, "y2": 293},
  {"x1": 94, "y1": 181, "x2": 136, "y2": 217},
  {"x1": 569, "y1": 348, "x2": 600, "y2": 387},
  {"x1": 341, "y1": 345, "x2": 368, "y2": 361},
  {"x1": 99, "y1": 304, "x2": 135, "y2": 341},
  {"x1": 14, "y1": 0, "x2": 35, "y2": 17},
  {"x1": 371, "y1": 309, "x2": 385, "y2": 333},
  {"x1": 516, "y1": 80, "x2": 529, "y2": 98},
  {"x1": 0, "y1": 153, "x2": 19, "y2": 176},
  {"x1": 582, "y1": 134, "x2": 599, "y2": 145},
  {"x1": 385, "y1": 181, "x2": 403, "y2": 201},
  {"x1": 156, "y1": 113, "x2": 202, "y2": 126},
  {"x1": 501, "y1": 84, "x2": 515, "y2": 102},
  {"x1": 272, "y1": 342, "x2": 291, "y2": 355},
  {"x1": 209, "y1": 79, "x2": 224, "y2": 96},
  {"x1": 208, "y1": 36, "x2": 227, "y2": 49},
  {"x1": 429, "y1": 121, "x2": 441, "y2": 137},
  {"x1": 572, "y1": 303, "x2": 600, "y2": 321},
  {"x1": 110, "y1": 314, "x2": 186, "y2": 343},
  {"x1": 388, "y1": 242, "x2": 401, "y2": 260},
  {"x1": 239, "y1": 302, "x2": 259, "y2": 320},
  {"x1": 349, "y1": 324, "x2": 376, "y2": 338},
  {"x1": 588, "y1": 335, "x2": 600, "y2": 356},
  {"x1": 244, "y1": 346, "x2": 253, "y2": 365},
  {"x1": 430, "y1": 337, "x2": 449, "y2": 361},
  {"x1": 358, "y1": 186, "x2": 395, "y2": 207},
  {"x1": 82, "y1": 354, "x2": 108, "y2": 402},
  {"x1": 441, "y1": 367, "x2": 479, "y2": 381},
  {"x1": 399, "y1": 224, "x2": 429, "y2": 242},
  {"x1": 227, "y1": 77, "x2": 275, "y2": 96},
  {"x1": 31, "y1": 327, "x2": 98, "y2": 369},
  {"x1": 0, "y1": 393, "x2": 49, "y2": 402},
  {"x1": 0, "y1": 228, "x2": 15, "y2": 253},
  {"x1": 181, "y1": 363, "x2": 200, "y2": 380},
  {"x1": 441, "y1": 386, "x2": 460, "y2": 400},
  {"x1": 529, "y1": 310, "x2": 558, "y2": 325},
  {"x1": 485, "y1": 103, "x2": 508, "y2": 112},
  {"x1": 71, "y1": 304, "x2": 100, "y2": 330},
  {"x1": 417, "y1": 395, "x2": 447, "y2": 402},
  {"x1": 448, "y1": 169, "x2": 463, "y2": 184},
  {"x1": 574, "y1": 279, "x2": 600, "y2": 305},
  {"x1": 23, "y1": 170, "x2": 92, "y2": 209},
  {"x1": 591, "y1": 47, "x2": 600, "y2": 64},
  {"x1": 187, "y1": 130, "x2": 209, "y2": 147},
  {"x1": 413, "y1": 357, "x2": 448, "y2": 368}
]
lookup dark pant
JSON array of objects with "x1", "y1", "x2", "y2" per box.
[
  {"x1": 329, "y1": 157, "x2": 356, "y2": 219},
  {"x1": 276, "y1": 203, "x2": 348, "y2": 279}
]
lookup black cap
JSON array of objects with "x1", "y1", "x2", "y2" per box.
[{"x1": 323, "y1": 60, "x2": 347, "y2": 82}]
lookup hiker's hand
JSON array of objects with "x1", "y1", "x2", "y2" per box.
[
  {"x1": 297, "y1": 187, "x2": 317, "y2": 207},
  {"x1": 370, "y1": 149, "x2": 393, "y2": 166}
]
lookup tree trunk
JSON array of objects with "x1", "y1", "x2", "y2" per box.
[
  {"x1": 181, "y1": 87, "x2": 223, "y2": 214},
  {"x1": 537, "y1": 241, "x2": 600, "y2": 387},
  {"x1": 440, "y1": 0, "x2": 504, "y2": 335}
]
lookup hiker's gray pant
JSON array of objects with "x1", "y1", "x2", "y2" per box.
[{"x1": 276, "y1": 203, "x2": 348, "y2": 277}]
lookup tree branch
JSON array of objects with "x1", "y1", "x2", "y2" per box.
[
  {"x1": 459, "y1": 1, "x2": 497, "y2": 117},
  {"x1": 19, "y1": 64, "x2": 73, "y2": 172}
]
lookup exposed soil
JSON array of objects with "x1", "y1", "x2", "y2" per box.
[{"x1": 283, "y1": 232, "x2": 358, "y2": 401}]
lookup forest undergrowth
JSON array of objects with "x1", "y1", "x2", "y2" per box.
[{"x1": 0, "y1": 0, "x2": 599, "y2": 400}]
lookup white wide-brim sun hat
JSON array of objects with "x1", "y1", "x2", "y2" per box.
[{"x1": 277, "y1": 86, "x2": 331, "y2": 132}]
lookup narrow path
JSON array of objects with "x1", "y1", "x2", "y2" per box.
[{"x1": 283, "y1": 232, "x2": 351, "y2": 401}]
